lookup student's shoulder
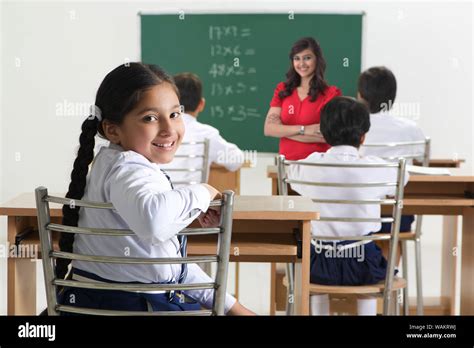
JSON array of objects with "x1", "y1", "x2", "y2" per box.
[
  {"x1": 99, "y1": 146, "x2": 156, "y2": 173},
  {"x1": 382, "y1": 113, "x2": 420, "y2": 129},
  {"x1": 302, "y1": 151, "x2": 325, "y2": 162},
  {"x1": 194, "y1": 120, "x2": 220, "y2": 137},
  {"x1": 361, "y1": 154, "x2": 390, "y2": 164}
]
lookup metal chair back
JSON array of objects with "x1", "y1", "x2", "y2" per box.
[
  {"x1": 276, "y1": 155, "x2": 407, "y2": 315},
  {"x1": 164, "y1": 139, "x2": 211, "y2": 185},
  {"x1": 361, "y1": 137, "x2": 430, "y2": 166},
  {"x1": 35, "y1": 186, "x2": 234, "y2": 316}
]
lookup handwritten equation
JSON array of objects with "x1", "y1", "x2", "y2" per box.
[{"x1": 207, "y1": 25, "x2": 261, "y2": 120}]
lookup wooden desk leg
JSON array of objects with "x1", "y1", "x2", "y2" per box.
[
  {"x1": 7, "y1": 216, "x2": 37, "y2": 315},
  {"x1": 270, "y1": 263, "x2": 277, "y2": 315},
  {"x1": 460, "y1": 207, "x2": 474, "y2": 315},
  {"x1": 294, "y1": 220, "x2": 311, "y2": 315},
  {"x1": 441, "y1": 216, "x2": 460, "y2": 315},
  {"x1": 271, "y1": 179, "x2": 278, "y2": 195}
]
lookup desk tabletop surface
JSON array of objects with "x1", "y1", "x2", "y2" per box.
[{"x1": 0, "y1": 193, "x2": 319, "y2": 220}]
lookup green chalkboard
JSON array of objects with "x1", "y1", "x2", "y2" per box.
[{"x1": 141, "y1": 13, "x2": 363, "y2": 152}]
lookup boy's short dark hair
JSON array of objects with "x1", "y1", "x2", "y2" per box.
[
  {"x1": 357, "y1": 66, "x2": 397, "y2": 113},
  {"x1": 320, "y1": 96, "x2": 370, "y2": 147},
  {"x1": 173, "y1": 72, "x2": 202, "y2": 113}
]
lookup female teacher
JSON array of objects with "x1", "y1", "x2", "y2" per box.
[{"x1": 264, "y1": 37, "x2": 342, "y2": 160}]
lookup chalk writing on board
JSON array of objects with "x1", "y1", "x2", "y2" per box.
[
  {"x1": 209, "y1": 26, "x2": 252, "y2": 40},
  {"x1": 210, "y1": 45, "x2": 256, "y2": 57},
  {"x1": 208, "y1": 63, "x2": 247, "y2": 78},
  {"x1": 210, "y1": 105, "x2": 261, "y2": 121},
  {"x1": 210, "y1": 82, "x2": 258, "y2": 96},
  {"x1": 207, "y1": 24, "x2": 258, "y2": 122}
]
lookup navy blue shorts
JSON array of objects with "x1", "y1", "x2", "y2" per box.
[
  {"x1": 310, "y1": 238, "x2": 387, "y2": 286},
  {"x1": 379, "y1": 215, "x2": 415, "y2": 233},
  {"x1": 58, "y1": 268, "x2": 201, "y2": 315}
]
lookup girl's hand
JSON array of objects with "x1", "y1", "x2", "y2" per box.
[
  {"x1": 227, "y1": 301, "x2": 256, "y2": 316},
  {"x1": 198, "y1": 208, "x2": 221, "y2": 228}
]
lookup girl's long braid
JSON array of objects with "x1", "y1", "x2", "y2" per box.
[{"x1": 56, "y1": 117, "x2": 98, "y2": 280}]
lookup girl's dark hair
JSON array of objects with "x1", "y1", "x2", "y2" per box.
[
  {"x1": 358, "y1": 66, "x2": 397, "y2": 113},
  {"x1": 320, "y1": 96, "x2": 370, "y2": 148},
  {"x1": 278, "y1": 37, "x2": 329, "y2": 102},
  {"x1": 57, "y1": 62, "x2": 177, "y2": 280}
]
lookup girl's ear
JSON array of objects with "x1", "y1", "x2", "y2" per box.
[{"x1": 102, "y1": 120, "x2": 121, "y2": 144}]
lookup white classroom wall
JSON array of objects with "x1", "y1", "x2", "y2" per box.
[{"x1": 0, "y1": 0, "x2": 472, "y2": 314}]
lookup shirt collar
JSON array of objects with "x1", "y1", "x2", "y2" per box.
[
  {"x1": 326, "y1": 145, "x2": 360, "y2": 157},
  {"x1": 108, "y1": 142, "x2": 124, "y2": 151},
  {"x1": 183, "y1": 113, "x2": 197, "y2": 122},
  {"x1": 107, "y1": 142, "x2": 163, "y2": 169},
  {"x1": 371, "y1": 110, "x2": 390, "y2": 118}
]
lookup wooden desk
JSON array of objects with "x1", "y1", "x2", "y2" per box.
[
  {"x1": 208, "y1": 161, "x2": 252, "y2": 194},
  {"x1": 0, "y1": 194, "x2": 317, "y2": 316},
  {"x1": 267, "y1": 165, "x2": 474, "y2": 315},
  {"x1": 413, "y1": 159, "x2": 465, "y2": 168}
]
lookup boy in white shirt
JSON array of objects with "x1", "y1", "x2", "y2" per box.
[
  {"x1": 358, "y1": 66, "x2": 426, "y2": 160},
  {"x1": 287, "y1": 96, "x2": 409, "y2": 315},
  {"x1": 358, "y1": 67, "x2": 423, "y2": 232},
  {"x1": 161, "y1": 73, "x2": 244, "y2": 185}
]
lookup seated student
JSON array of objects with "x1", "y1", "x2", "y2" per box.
[
  {"x1": 358, "y1": 66, "x2": 426, "y2": 160},
  {"x1": 161, "y1": 73, "x2": 245, "y2": 185},
  {"x1": 58, "y1": 62, "x2": 253, "y2": 315},
  {"x1": 287, "y1": 96, "x2": 409, "y2": 316},
  {"x1": 357, "y1": 66, "x2": 424, "y2": 232}
]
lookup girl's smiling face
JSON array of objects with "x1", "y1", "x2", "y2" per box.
[
  {"x1": 292, "y1": 48, "x2": 317, "y2": 79},
  {"x1": 103, "y1": 83, "x2": 184, "y2": 164}
]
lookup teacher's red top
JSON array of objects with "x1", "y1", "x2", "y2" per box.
[{"x1": 270, "y1": 82, "x2": 342, "y2": 160}]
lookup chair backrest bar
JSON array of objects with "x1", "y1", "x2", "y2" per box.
[
  {"x1": 361, "y1": 137, "x2": 431, "y2": 167},
  {"x1": 164, "y1": 139, "x2": 211, "y2": 185}
]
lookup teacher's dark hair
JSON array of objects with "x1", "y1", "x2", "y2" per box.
[
  {"x1": 57, "y1": 62, "x2": 177, "y2": 280},
  {"x1": 320, "y1": 96, "x2": 370, "y2": 148},
  {"x1": 279, "y1": 37, "x2": 329, "y2": 102}
]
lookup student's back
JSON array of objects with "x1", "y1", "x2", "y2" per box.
[{"x1": 288, "y1": 146, "x2": 404, "y2": 238}]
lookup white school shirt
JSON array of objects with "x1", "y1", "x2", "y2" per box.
[
  {"x1": 161, "y1": 113, "x2": 244, "y2": 185},
  {"x1": 360, "y1": 111, "x2": 426, "y2": 162},
  {"x1": 287, "y1": 146, "x2": 409, "y2": 238},
  {"x1": 73, "y1": 142, "x2": 236, "y2": 312}
]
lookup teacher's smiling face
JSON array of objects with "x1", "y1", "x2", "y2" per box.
[{"x1": 292, "y1": 48, "x2": 317, "y2": 79}]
